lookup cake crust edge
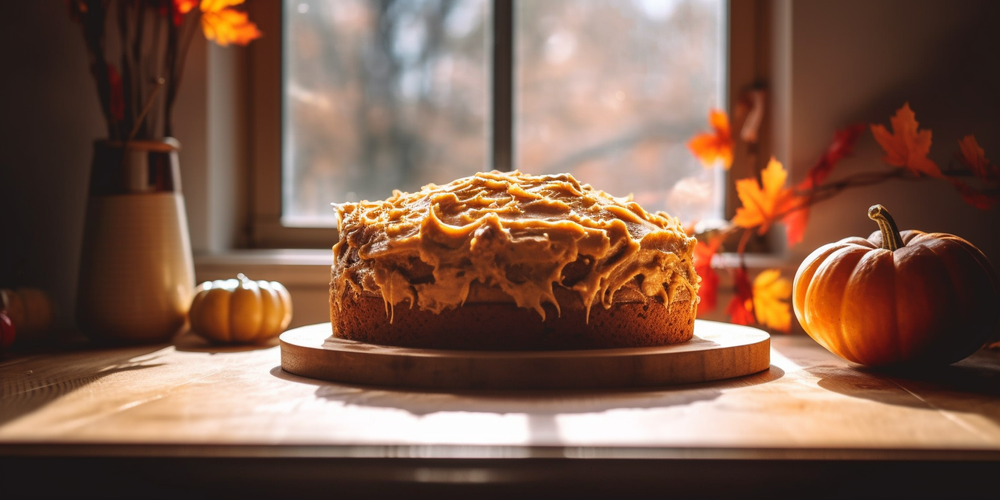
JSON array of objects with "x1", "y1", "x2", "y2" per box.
[{"x1": 330, "y1": 285, "x2": 695, "y2": 351}]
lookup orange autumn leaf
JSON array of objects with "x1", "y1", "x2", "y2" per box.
[
  {"x1": 688, "y1": 109, "x2": 734, "y2": 170},
  {"x1": 731, "y1": 157, "x2": 802, "y2": 234},
  {"x1": 175, "y1": 0, "x2": 198, "y2": 14},
  {"x1": 200, "y1": 0, "x2": 245, "y2": 11},
  {"x1": 751, "y1": 269, "x2": 792, "y2": 333},
  {"x1": 870, "y1": 102, "x2": 944, "y2": 178},
  {"x1": 200, "y1": 0, "x2": 261, "y2": 47}
]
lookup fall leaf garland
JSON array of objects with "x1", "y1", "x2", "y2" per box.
[{"x1": 689, "y1": 103, "x2": 999, "y2": 333}]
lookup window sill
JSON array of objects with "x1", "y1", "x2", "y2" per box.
[{"x1": 194, "y1": 249, "x2": 333, "y2": 288}]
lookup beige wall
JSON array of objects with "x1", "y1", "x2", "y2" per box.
[
  {"x1": 783, "y1": 0, "x2": 1000, "y2": 266},
  {"x1": 2, "y1": 0, "x2": 999, "y2": 332}
]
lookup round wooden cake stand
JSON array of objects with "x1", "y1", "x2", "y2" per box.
[{"x1": 279, "y1": 320, "x2": 770, "y2": 390}]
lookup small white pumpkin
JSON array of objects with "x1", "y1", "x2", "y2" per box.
[{"x1": 189, "y1": 274, "x2": 293, "y2": 344}]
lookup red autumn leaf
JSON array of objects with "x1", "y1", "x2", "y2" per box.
[
  {"x1": 870, "y1": 102, "x2": 944, "y2": 178},
  {"x1": 725, "y1": 266, "x2": 755, "y2": 326},
  {"x1": 725, "y1": 296, "x2": 754, "y2": 326},
  {"x1": 106, "y1": 63, "x2": 125, "y2": 122},
  {"x1": 950, "y1": 179, "x2": 998, "y2": 210},
  {"x1": 694, "y1": 236, "x2": 722, "y2": 314},
  {"x1": 688, "y1": 109, "x2": 734, "y2": 170},
  {"x1": 797, "y1": 124, "x2": 867, "y2": 191},
  {"x1": 782, "y1": 207, "x2": 809, "y2": 247},
  {"x1": 783, "y1": 124, "x2": 866, "y2": 247},
  {"x1": 0, "y1": 310, "x2": 15, "y2": 351},
  {"x1": 958, "y1": 135, "x2": 999, "y2": 182}
]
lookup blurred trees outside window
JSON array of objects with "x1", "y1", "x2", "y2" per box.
[{"x1": 283, "y1": 0, "x2": 725, "y2": 226}]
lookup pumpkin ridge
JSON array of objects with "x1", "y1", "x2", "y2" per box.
[
  {"x1": 921, "y1": 237, "x2": 998, "y2": 360},
  {"x1": 841, "y1": 249, "x2": 897, "y2": 366},
  {"x1": 835, "y1": 248, "x2": 875, "y2": 364},
  {"x1": 805, "y1": 245, "x2": 865, "y2": 363},
  {"x1": 794, "y1": 242, "x2": 849, "y2": 326},
  {"x1": 894, "y1": 243, "x2": 955, "y2": 364}
]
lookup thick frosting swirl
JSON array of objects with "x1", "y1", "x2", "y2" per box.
[{"x1": 331, "y1": 170, "x2": 700, "y2": 322}]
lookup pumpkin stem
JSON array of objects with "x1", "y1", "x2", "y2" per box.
[{"x1": 868, "y1": 204, "x2": 903, "y2": 251}]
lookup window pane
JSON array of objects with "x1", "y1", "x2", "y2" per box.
[
  {"x1": 283, "y1": 0, "x2": 490, "y2": 226},
  {"x1": 515, "y1": 0, "x2": 726, "y2": 223}
]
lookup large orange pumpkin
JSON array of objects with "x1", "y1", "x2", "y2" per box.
[{"x1": 793, "y1": 205, "x2": 999, "y2": 367}]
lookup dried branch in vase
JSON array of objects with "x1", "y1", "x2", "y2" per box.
[
  {"x1": 67, "y1": 0, "x2": 261, "y2": 142},
  {"x1": 686, "y1": 101, "x2": 1000, "y2": 333}
]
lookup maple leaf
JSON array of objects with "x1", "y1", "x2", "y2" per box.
[
  {"x1": 870, "y1": 102, "x2": 944, "y2": 178},
  {"x1": 751, "y1": 269, "x2": 792, "y2": 333},
  {"x1": 200, "y1": 0, "x2": 261, "y2": 47},
  {"x1": 731, "y1": 157, "x2": 801, "y2": 235},
  {"x1": 958, "y1": 135, "x2": 998, "y2": 181},
  {"x1": 726, "y1": 296, "x2": 755, "y2": 326},
  {"x1": 782, "y1": 208, "x2": 809, "y2": 247},
  {"x1": 694, "y1": 236, "x2": 722, "y2": 314},
  {"x1": 688, "y1": 109, "x2": 734, "y2": 170},
  {"x1": 725, "y1": 267, "x2": 755, "y2": 326}
]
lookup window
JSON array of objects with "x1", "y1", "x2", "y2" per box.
[{"x1": 248, "y1": 0, "x2": 764, "y2": 248}]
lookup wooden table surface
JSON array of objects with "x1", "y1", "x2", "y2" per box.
[{"x1": 3, "y1": 326, "x2": 1000, "y2": 498}]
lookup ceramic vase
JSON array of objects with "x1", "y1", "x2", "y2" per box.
[{"x1": 76, "y1": 138, "x2": 195, "y2": 344}]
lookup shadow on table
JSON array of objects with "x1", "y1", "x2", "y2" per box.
[
  {"x1": 172, "y1": 329, "x2": 278, "y2": 353},
  {"x1": 0, "y1": 344, "x2": 165, "y2": 427},
  {"x1": 272, "y1": 363, "x2": 781, "y2": 444},
  {"x1": 810, "y1": 348, "x2": 1000, "y2": 425},
  {"x1": 271, "y1": 364, "x2": 785, "y2": 416}
]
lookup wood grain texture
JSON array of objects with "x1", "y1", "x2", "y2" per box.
[
  {"x1": 280, "y1": 320, "x2": 770, "y2": 389},
  {"x1": 2, "y1": 331, "x2": 1000, "y2": 456}
]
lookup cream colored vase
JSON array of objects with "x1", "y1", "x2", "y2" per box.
[{"x1": 76, "y1": 138, "x2": 195, "y2": 344}]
